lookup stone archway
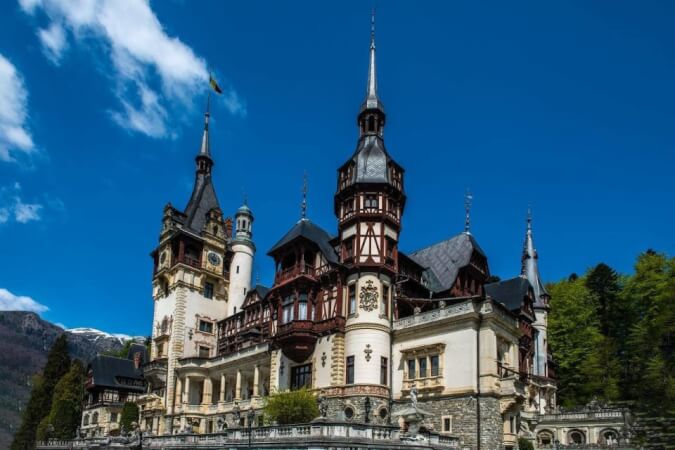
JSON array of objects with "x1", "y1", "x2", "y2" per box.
[
  {"x1": 537, "y1": 430, "x2": 554, "y2": 446},
  {"x1": 599, "y1": 428, "x2": 619, "y2": 446},
  {"x1": 568, "y1": 429, "x2": 586, "y2": 445}
]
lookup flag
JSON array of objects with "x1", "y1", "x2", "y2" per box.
[{"x1": 209, "y1": 74, "x2": 223, "y2": 94}]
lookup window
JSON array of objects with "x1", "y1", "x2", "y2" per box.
[
  {"x1": 407, "y1": 359, "x2": 416, "y2": 379},
  {"x1": 348, "y1": 284, "x2": 356, "y2": 315},
  {"x1": 110, "y1": 412, "x2": 118, "y2": 423},
  {"x1": 298, "y1": 293, "x2": 308, "y2": 320},
  {"x1": 430, "y1": 355, "x2": 440, "y2": 376},
  {"x1": 380, "y1": 357, "x2": 388, "y2": 385},
  {"x1": 204, "y1": 282, "x2": 214, "y2": 299},
  {"x1": 92, "y1": 412, "x2": 99, "y2": 424},
  {"x1": 346, "y1": 356, "x2": 355, "y2": 384},
  {"x1": 418, "y1": 357, "x2": 427, "y2": 378},
  {"x1": 381, "y1": 285, "x2": 390, "y2": 317},
  {"x1": 345, "y1": 198, "x2": 354, "y2": 214},
  {"x1": 156, "y1": 342, "x2": 164, "y2": 358},
  {"x1": 199, "y1": 346, "x2": 210, "y2": 358},
  {"x1": 344, "y1": 406, "x2": 355, "y2": 420},
  {"x1": 344, "y1": 238, "x2": 354, "y2": 259},
  {"x1": 282, "y1": 295, "x2": 294, "y2": 323},
  {"x1": 236, "y1": 265, "x2": 240, "y2": 274},
  {"x1": 291, "y1": 364, "x2": 312, "y2": 390},
  {"x1": 509, "y1": 415, "x2": 516, "y2": 433},
  {"x1": 364, "y1": 194, "x2": 378, "y2": 209},
  {"x1": 442, "y1": 416, "x2": 452, "y2": 433},
  {"x1": 83, "y1": 415, "x2": 89, "y2": 426},
  {"x1": 386, "y1": 237, "x2": 395, "y2": 259},
  {"x1": 243, "y1": 287, "x2": 247, "y2": 296},
  {"x1": 198, "y1": 320, "x2": 213, "y2": 334}
]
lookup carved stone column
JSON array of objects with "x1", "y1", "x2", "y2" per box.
[
  {"x1": 220, "y1": 374, "x2": 226, "y2": 402},
  {"x1": 203, "y1": 377, "x2": 212, "y2": 405},
  {"x1": 253, "y1": 365, "x2": 260, "y2": 397},
  {"x1": 184, "y1": 376, "x2": 190, "y2": 404},
  {"x1": 235, "y1": 370, "x2": 242, "y2": 401}
]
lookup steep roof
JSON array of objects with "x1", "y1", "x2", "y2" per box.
[
  {"x1": 485, "y1": 276, "x2": 531, "y2": 312},
  {"x1": 522, "y1": 213, "x2": 549, "y2": 308},
  {"x1": 350, "y1": 135, "x2": 395, "y2": 184},
  {"x1": 268, "y1": 218, "x2": 339, "y2": 264},
  {"x1": 88, "y1": 354, "x2": 145, "y2": 392},
  {"x1": 409, "y1": 233, "x2": 486, "y2": 293},
  {"x1": 183, "y1": 175, "x2": 220, "y2": 233}
]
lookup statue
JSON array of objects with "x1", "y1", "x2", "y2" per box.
[
  {"x1": 318, "y1": 395, "x2": 328, "y2": 418},
  {"x1": 364, "y1": 397, "x2": 371, "y2": 423},
  {"x1": 217, "y1": 416, "x2": 226, "y2": 432},
  {"x1": 410, "y1": 384, "x2": 418, "y2": 409}
]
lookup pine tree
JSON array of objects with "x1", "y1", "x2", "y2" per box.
[
  {"x1": 623, "y1": 251, "x2": 675, "y2": 415},
  {"x1": 11, "y1": 334, "x2": 71, "y2": 450},
  {"x1": 36, "y1": 360, "x2": 85, "y2": 441}
]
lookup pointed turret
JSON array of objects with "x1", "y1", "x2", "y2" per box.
[
  {"x1": 360, "y1": 11, "x2": 384, "y2": 115},
  {"x1": 521, "y1": 208, "x2": 549, "y2": 308},
  {"x1": 183, "y1": 100, "x2": 220, "y2": 233}
]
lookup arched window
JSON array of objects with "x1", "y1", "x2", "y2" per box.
[
  {"x1": 83, "y1": 414, "x2": 89, "y2": 426},
  {"x1": 600, "y1": 429, "x2": 619, "y2": 446},
  {"x1": 568, "y1": 429, "x2": 585, "y2": 444},
  {"x1": 92, "y1": 412, "x2": 99, "y2": 424},
  {"x1": 537, "y1": 430, "x2": 553, "y2": 446}
]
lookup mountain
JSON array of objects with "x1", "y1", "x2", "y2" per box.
[{"x1": 0, "y1": 311, "x2": 134, "y2": 449}]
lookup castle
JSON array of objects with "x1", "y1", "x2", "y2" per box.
[{"x1": 74, "y1": 20, "x2": 633, "y2": 450}]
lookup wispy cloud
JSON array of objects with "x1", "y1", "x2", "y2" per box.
[
  {"x1": 20, "y1": 0, "x2": 246, "y2": 138},
  {"x1": 0, "y1": 54, "x2": 36, "y2": 163},
  {"x1": 0, "y1": 182, "x2": 62, "y2": 225},
  {"x1": 0, "y1": 287, "x2": 49, "y2": 313}
]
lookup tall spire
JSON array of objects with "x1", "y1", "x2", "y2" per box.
[
  {"x1": 199, "y1": 93, "x2": 211, "y2": 158},
  {"x1": 360, "y1": 9, "x2": 384, "y2": 115},
  {"x1": 521, "y1": 207, "x2": 549, "y2": 307},
  {"x1": 300, "y1": 171, "x2": 308, "y2": 220},
  {"x1": 464, "y1": 189, "x2": 473, "y2": 234}
]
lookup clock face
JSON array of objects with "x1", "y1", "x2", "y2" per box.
[{"x1": 207, "y1": 251, "x2": 221, "y2": 266}]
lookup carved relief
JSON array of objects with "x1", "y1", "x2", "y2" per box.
[{"x1": 359, "y1": 280, "x2": 378, "y2": 312}]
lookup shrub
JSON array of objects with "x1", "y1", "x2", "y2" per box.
[{"x1": 262, "y1": 388, "x2": 318, "y2": 425}]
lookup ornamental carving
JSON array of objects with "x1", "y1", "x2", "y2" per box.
[{"x1": 359, "y1": 280, "x2": 378, "y2": 312}]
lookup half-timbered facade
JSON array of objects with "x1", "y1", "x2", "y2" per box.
[{"x1": 136, "y1": 20, "x2": 557, "y2": 450}]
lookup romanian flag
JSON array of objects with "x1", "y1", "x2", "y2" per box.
[{"x1": 209, "y1": 74, "x2": 223, "y2": 94}]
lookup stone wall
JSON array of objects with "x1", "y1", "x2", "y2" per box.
[{"x1": 391, "y1": 394, "x2": 503, "y2": 450}]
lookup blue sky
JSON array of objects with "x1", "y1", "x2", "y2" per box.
[{"x1": 0, "y1": 1, "x2": 673, "y2": 336}]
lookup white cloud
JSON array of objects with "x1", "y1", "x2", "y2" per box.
[
  {"x1": 38, "y1": 22, "x2": 68, "y2": 64},
  {"x1": 0, "y1": 288, "x2": 49, "y2": 313},
  {"x1": 21, "y1": 0, "x2": 245, "y2": 138},
  {"x1": 0, "y1": 182, "x2": 55, "y2": 225},
  {"x1": 0, "y1": 54, "x2": 35, "y2": 163}
]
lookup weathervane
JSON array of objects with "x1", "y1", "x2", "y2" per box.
[{"x1": 464, "y1": 189, "x2": 473, "y2": 234}]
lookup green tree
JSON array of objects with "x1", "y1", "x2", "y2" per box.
[
  {"x1": 263, "y1": 388, "x2": 319, "y2": 425},
  {"x1": 104, "y1": 339, "x2": 133, "y2": 358},
  {"x1": 36, "y1": 360, "x2": 86, "y2": 440},
  {"x1": 119, "y1": 402, "x2": 140, "y2": 434},
  {"x1": 622, "y1": 251, "x2": 675, "y2": 415},
  {"x1": 518, "y1": 437, "x2": 535, "y2": 450},
  {"x1": 11, "y1": 334, "x2": 71, "y2": 450}
]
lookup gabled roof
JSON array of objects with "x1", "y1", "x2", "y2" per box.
[
  {"x1": 409, "y1": 233, "x2": 486, "y2": 293},
  {"x1": 268, "y1": 219, "x2": 339, "y2": 264},
  {"x1": 485, "y1": 276, "x2": 532, "y2": 312}
]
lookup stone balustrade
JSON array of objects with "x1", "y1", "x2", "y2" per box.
[
  {"x1": 37, "y1": 421, "x2": 460, "y2": 449},
  {"x1": 393, "y1": 300, "x2": 475, "y2": 331}
]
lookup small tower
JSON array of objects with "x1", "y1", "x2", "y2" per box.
[
  {"x1": 521, "y1": 208, "x2": 551, "y2": 378},
  {"x1": 228, "y1": 201, "x2": 255, "y2": 316}
]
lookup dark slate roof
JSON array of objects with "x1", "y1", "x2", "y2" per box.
[
  {"x1": 252, "y1": 284, "x2": 270, "y2": 299},
  {"x1": 268, "y1": 219, "x2": 339, "y2": 264},
  {"x1": 183, "y1": 175, "x2": 220, "y2": 233},
  {"x1": 409, "y1": 233, "x2": 486, "y2": 293},
  {"x1": 88, "y1": 354, "x2": 145, "y2": 392},
  {"x1": 485, "y1": 276, "x2": 531, "y2": 312},
  {"x1": 349, "y1": 135, "x2": 394, "y2": 184}
]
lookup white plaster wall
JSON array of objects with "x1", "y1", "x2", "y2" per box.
[
  {"x1": 312, "y1": 335, "x2": 334, "y2": 388},
  {"x1": 345, "y1": 327, "x2": 389, "y2": 385},
  {"x1": 228, "y1": 243, "x2": 253, "y2": 316},
  {"x1": 345, "y1": 273, "x2": 391, "y2": 327},
  {"x1": 392, "y1": 327, "x2": 477, "y2": 397},
  {"x1": 183, "y1": 289, "x2": 224, "y2": 358},
  {"x1": 533, "y1": 309, "x2": 548, "y2": 376}
]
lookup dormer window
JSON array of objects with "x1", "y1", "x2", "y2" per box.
[{"x1": 364, "y1": 194, "x2": 378, "y2": 210}]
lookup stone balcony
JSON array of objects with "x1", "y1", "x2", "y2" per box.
[{"x1": 393, "y1": 300, "x2": 475, "y2": 332}]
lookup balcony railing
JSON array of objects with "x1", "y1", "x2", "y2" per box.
[
  {"x1": 274, "y1": 264, "x2": 316, "y2": 285},
  {"x1": 175, "y1": 255, "x2": 201, "y2": 269}
]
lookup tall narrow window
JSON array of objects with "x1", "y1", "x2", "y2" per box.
[
  {"x1": 204, "y1": 282, "x2": 214, "y2": 299},
  {"x1": 364, "y1": 194, "x2": 378, "y2": 209},
  {"x1": 418, "y1": 357, "x2": 427, "y2": 378},
  {"x1": 282, "y1": 295, "x2": 294, "y2": 324},
  {"x1": 346, "y1": 356, "x2": 355, "y2": 384},
  {"x1": 381, "y1": 285, "x2": 390, "y2": 317},
  {"x1": 407, "y1": 359, "x2": 416, "y2": 380},
  {"x1": 430, "y1": 355, "x2": 440, "y2": 377},
  {"x1": 344, "y1": 237, "x2": 354, "y2": 260},
  {"x1": 348, "y1": 284, "x2": 356, "y2": 315},
  {"x1": 380, "y1": 357, "x2": 388, "y2": 385},
  {"x1": 298, "y1": 293, "x2": 308, "y2": 320}
]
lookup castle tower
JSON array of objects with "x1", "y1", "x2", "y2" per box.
[
  {"x1": 521, "y1": 209, "x2": 551, "y2": 377},
  {"x1": 334, "y1": 13, "x2": 406, "y2": 390},
  {"x1": 147, "y1": 103, "x2": 232, "y2": 433},
  {"x1": 228, "y1": 202, "x2": 255, "y2": 315}
]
